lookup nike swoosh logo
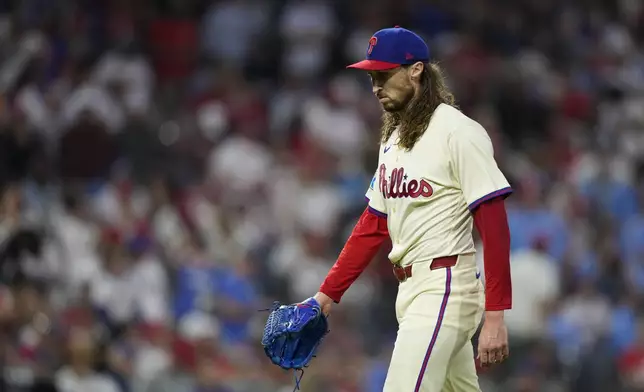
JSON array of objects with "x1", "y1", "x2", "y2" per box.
[{"x1": 384, "y1": 146, "x2": 391, "y2": 153}]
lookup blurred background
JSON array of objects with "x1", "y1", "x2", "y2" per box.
[{"x1": 0, "y1": 0, "x2": 643, "y2": 391}]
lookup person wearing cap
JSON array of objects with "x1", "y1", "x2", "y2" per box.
[{"x1": 306, "y1": 26, "x2": 514, "y2": 391}]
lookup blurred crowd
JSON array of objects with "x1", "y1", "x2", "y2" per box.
[{"x1": 0, "y1": 0, "x2": 644, "y2": 391}]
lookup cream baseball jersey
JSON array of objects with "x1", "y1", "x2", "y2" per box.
[{"x1": 365, "y1": 103, "x2": 512, "y2": 266}]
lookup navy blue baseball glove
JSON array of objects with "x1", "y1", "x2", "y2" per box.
[{"x1": 261, "y1": 297, "x2": 329, "y2": 371}]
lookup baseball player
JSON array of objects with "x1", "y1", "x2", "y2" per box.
[{"x1": 311, "y1": 27, "x2": 513, "y2": 391}]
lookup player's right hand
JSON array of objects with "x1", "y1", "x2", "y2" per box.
[{"x1": 313, "y1": 292, "x2": 334, "y2": 316}]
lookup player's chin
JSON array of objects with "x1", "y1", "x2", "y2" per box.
[{"x1": 381, "y1": 101, "x2": 404, "y2": 112}]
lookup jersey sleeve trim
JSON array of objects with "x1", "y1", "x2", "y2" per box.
[
  {"x1": 468, "y1": 187, "x2": 513, "y2": 211},
  {"x1": 364, "y1": 197, "x2": 387, "y2": 218}
]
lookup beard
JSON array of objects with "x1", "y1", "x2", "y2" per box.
[
  {"x1": 380, "y1": 88, "x2": 415, "y2": 113},
  {"x1": 381, "y1": 99, "x2": 406, "y2": 112}
]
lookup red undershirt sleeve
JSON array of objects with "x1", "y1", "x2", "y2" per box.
[
  {"x1": 319, "y1": 207, "x2": 389, "y2": 303},
  {"x1": 472, "y1": 197, "x2": 512, "y2": 311}
]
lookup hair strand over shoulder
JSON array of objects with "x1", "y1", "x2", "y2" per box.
[{"x1": 380, "y1": 62, "x2": 455, "y2": 150}]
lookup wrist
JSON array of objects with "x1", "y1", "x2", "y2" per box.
[
  {"x1": 318, "y1": 282, "x2": 342, "y2": 303},
  {"x1": 314, "y1": 292, "x2": 334, "y2": 306},
  {"x1": 484, "y1": 310, "x2": 505, "y2": 321}
]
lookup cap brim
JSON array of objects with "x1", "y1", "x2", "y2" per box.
[{"x1": 346, "y1": 59, "x2": 401, "y2": 71}]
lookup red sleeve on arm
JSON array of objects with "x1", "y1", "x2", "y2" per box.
[
  {"x1": 319, "y1": 208, "x2": 389, "y2": 303},
  {"x1": 472, "y1": 197, "x2": 512, "y2": 311}
]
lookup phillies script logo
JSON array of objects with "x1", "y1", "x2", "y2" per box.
[{"x1": 379, "y1": 164, "x2": 433, "y2": 199}]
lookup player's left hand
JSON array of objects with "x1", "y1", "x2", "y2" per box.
[{"x1": 477, "y1": 310, "x2": 509, "y2": 367}]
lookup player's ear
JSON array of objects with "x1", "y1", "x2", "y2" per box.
[{"x1": 408, "y1": 62, "x2": 424, "y2": 81}]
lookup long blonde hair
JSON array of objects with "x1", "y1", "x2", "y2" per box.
[{"x1": 380, "y1": 62, "x2": 455, "y2": 150}]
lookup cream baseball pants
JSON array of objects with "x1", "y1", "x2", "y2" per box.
[{"x1": 383, "y1": 254, "x2": 485, "y2": 392}]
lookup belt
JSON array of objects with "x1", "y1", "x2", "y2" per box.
[{"x1": 392, "y1": 255, "x2": 458, "y2": 283}]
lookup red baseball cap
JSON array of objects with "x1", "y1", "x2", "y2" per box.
[{"x1": 347, "y1": 26, "x2": 430, "y2": 71}]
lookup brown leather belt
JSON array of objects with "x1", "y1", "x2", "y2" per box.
[{"x1": 392, "y1": 255, "x2": 458, "y2": 283}]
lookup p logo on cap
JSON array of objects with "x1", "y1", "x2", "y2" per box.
[{"x1": 367, "y1": 36, "x2": 377, "y2": 55}]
